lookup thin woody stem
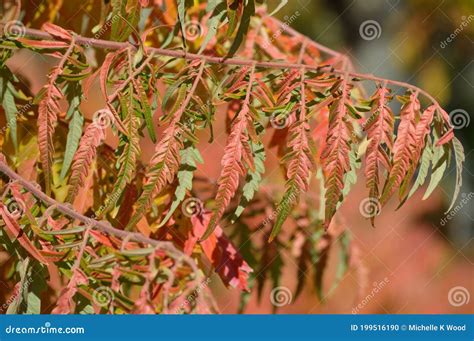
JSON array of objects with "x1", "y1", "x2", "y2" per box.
[
  {"x1": 0, "y1": 160, "x2": 201, "y2": 280},
  {"x1": 4, "y1": 25, "x2": 446, "y2": 113}
]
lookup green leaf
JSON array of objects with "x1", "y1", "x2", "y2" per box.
[
  {"x1": 232, "y1": 141, "x2": 265, "y2": 222},
  {"x1": 60, "y1": 111, "x2": 84, "y2": 180},
  {"x1": 328, "y1": 231, "x2": 351, "y2": 295},
  {"x1": 227, "y1": 0, "x2": 255, "y2": 58},
  {"x1": 341, "y1": 144, "x2": 360, "y2": 199},
  {"x1": 120, "y1": 247, "x2": 155, "y2": 257},
  {"x1": 423, "y1": 143, "x2": 448, "y2": 200},
  {"x1": 6, "y1": 259, "x2": 30, "y2": 314},
  {"x1": 269, "y1": 182, "x2": 299, "y2": 242},
  {"x1": 446, "y1": 137, "x2": 464, "y2": 211},
  {"x1": 177, "y1": 0, "x2": 187, "y2": 46},
  {"x1": 134, "y1": 80, "x2": 156, "y2": 143},
  {"x1": 26, "y1": 291, "x2": 41, "y2": 314},
  {"x1": 98, "y1": 93, "x2": 140, "y2": 216},
  {"x1": 198, "y1": 1, "x2": 227, "y2": 54},
  {"x1": 158, "y1": 143, "x2": 202, "y2": 227},
  {"x1": 42, "y1": 226, "x2": 86, "y2": 235},
  {"x1": 407, "y1": 137, "x2": 433, "y2": 199},
  {"x1": 2, "y1": 86, "x2": 18, "y2": 150},
  {"x1": 162, "y1": 81, "x2": 187, "y2": 115}
]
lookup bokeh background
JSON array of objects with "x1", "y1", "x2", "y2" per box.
[
  {"x1": 2, "y1": 0, "x2": 473, "y2": 314},
  {"x1": 215, "y1": 0, "x2": 474, "y2": 314}
]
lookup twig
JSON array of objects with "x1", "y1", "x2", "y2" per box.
[
  {"x1": 0, "y1": 160, "x2": 201, "y2": 280},
  {"x1": 2, "y1": 25, "x2": 446, "y2": 112}
]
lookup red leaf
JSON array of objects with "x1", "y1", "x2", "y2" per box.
[
  {"x1": 0, "y1": 203, "x2": 48, "y2": 264},
  {"x1": 436, "y1": 128, "x2": 454, "y2": 146},
  {"x1": 42, "y1": 23, "x2": 72, "y2": 41},
  {"x1": 191, "y1": 212, "x2": 253, "y2": 291},
  {"x1": 51, "y1": 269, "x2": 88, "y2": 314}
]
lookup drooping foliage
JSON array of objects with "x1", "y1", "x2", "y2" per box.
[{"x1": 0, "y1": 0, "x2": 464, "y2": 314}]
